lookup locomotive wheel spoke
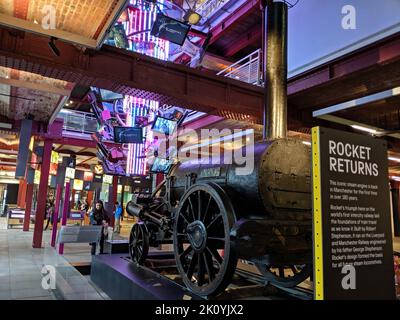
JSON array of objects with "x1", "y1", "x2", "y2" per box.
[
  {"x1": 290, "y1": 266, "x2": 298, "y2": 275},
  {"x1": 179, "y1": 213, "x2": 190, "y2": 226},
  {"x1": 256, "y1": 264, "x2": 312, "y2": 288},
  {"x1": 188, "y1": 196, "x2": 196, "y2": 222},
  {"x1": 176, "y1": 232, "x2": 188, "y2": 238},
  {"x1": 197, "y1": 191, "x2": 202, "y2": 221},
  {"x1": 187, "y1": 253, "x2": 198, "y2": 279},
  {"x1": 206, "y1": 213, "x2": 222, "y2": 230},
  {"x1": 208, "y1": 237, "x2": 225, "y2": 242},
  {"x1": 202, "y1": 194, "x2": 212, "y2": 223},
  {"x1": 180, "y1": 245, "x2": 193, "y2": 259},
  {"x1": 197, "y1": 253, "x2": 206, "y2": 286},
  {"x1": 279, "y1": 267, "x2": 285, "y2": 278},
  {"x1": 207, "y1": 247, "x2": 222, "y2": 266},
  {"x1": 203, "y1": 252, "x2": 215, "y2": 281}
]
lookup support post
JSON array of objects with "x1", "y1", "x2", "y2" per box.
[
  {"x1": 109, "y1": 176, "x2": 118, "y2": 227},
  {"x1": 51, "y1": 184, "x2": 62, "y2": 247},
  {"x1": 32, "y1": 139, "x2": 52, "y2": 248},
  {"x1": 23, "y1": 184, "x2": 34, "y2": 231},
  {"x1": 58, "y1": 181, "x2": 71, "y2": 254}
]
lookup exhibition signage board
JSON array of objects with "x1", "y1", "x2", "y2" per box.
[
  {"x1": 57, "y1": 226, "x2": 102, "y2": 244},
  {"x1": 312, "y1": 127, "x2": 396, "y2": 300}
]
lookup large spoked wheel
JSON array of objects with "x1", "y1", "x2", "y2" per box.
[
  {"x1": 173, "y1": 182, "x2": 237, "y2": 297},
  {"x1": 129, "y1": 223, "x2": 149, "y2": 265},
  {"x1": 255, "y1": 263, "x2": 312, "y2": 288}
]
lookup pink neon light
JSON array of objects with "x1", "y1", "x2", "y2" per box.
[{"x1": 124, "y1": 0, "x2": 168, "y2": 176}]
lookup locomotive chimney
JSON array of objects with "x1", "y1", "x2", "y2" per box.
[{"x1": 262, "y1": 1, "x2": 288, "y2": 140}]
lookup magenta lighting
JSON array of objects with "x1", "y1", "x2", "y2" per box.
[
  {"x1": 124, "y1": 0, "x2": 170, "y2": 60},
  {"x1": 125, "y1": 97, "x2": 159, "y2": 176},
  {"x1": 124, "y1": 0, "x2": 169, "y2": 176}
]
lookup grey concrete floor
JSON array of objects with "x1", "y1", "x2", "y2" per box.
[{"x1": 0, "y1": 218, "x2": 108, "y2": 300}]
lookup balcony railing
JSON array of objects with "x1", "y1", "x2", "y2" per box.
[
  {"x1": 217, "y1": 49, "x2": 262, "y2": 86},
  {"x1": 58, "y1": 110, "x2": 98, "y2": 135}
]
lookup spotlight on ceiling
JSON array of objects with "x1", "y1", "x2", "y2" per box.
[
  {"x1": 184, "y1": 9, "x2": 202, "y2": 25},
  {"x1": 48, "y1": 37, "x2": 60, "y2": 57}
]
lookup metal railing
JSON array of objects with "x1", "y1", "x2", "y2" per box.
[
  {"x1": 197, "y1": 0, "x2": 232, "y2": 21},
  {"x1": 217, "y1": 49, "x2": 262, "y2": 86},
  {"x1": 57, "y1": 109, "x2": 98, "y2": 134}
]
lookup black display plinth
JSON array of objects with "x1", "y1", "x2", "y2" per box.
[
  {"x1": 90, "y1": 253, "x2": 202, "y2": 300},
  {"x1": 103, "y1": 240, "x2": 129, "y2": 254}
]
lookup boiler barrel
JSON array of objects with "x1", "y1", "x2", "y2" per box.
[{"x1": 168, "y1": 139, "x2": 311, "y2": 219}]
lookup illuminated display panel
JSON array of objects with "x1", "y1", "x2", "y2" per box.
[
  {"x1": 103, "y1": 174, "x2": 113, "y2": 184},
  {"x1": 84, "y1": 171, "x2": 94, "y2": 182},
  {"x1": 122, "y1": 0, "x2": 170, "y2": 176},
  {"x1": 66, "y1": 167, "x2": 75, "y2": 179},
  {"x1": 73, "y1": 179, "x2": 83, "y2": 191}
]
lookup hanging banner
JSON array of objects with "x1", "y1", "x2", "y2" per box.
[
  {"x1": 312, "y1": 126, "x2": 396, "y2": 300},
  {"x1": 181, "y1": 38, "x2": 200, "y2": 57}
]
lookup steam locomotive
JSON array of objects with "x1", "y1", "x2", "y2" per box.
[{"x1": 126, "y1": 138, "x2": 312, "y2": 296}]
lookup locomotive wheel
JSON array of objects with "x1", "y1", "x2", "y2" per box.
[
  {"x1": 255, "y1": 263, "x2": 312, "y2": 288},
  {"x1": 129, "y1": 223, "x2": 149, "y2": 265},
  {"x1": 173, "y1": 182, "x2": 237, "y2": 297}
]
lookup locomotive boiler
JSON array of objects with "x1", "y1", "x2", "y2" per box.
[{"x1": 126, "y1": 2, "x2": 313, "y2": 297}]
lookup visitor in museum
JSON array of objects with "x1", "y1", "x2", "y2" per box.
[
  {"x1": 89, "y1": 200, "x2": 110, "y2": 255},
  {"x1": 44, "y1": 200, "x2": 55, "y2": 231},
  {"x1": 114, "y1": 201, "x2": 122, "y2": 234}
]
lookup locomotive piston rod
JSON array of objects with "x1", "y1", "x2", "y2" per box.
[{"x1": 126, "y1": 202, "x2": 165, "y2": 227}]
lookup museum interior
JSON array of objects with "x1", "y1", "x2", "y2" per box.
[{"x1": 0, "y1": 0, "x2": 399, "y2": 301}]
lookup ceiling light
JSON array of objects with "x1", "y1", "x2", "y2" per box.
[
  {"x1": 388, "y1": 156, "x2": 400, "y2": 162},
  {"x1": 390, "y1": 176, "x2": 400, "y2": 181},
  {"x1": 184, "y1": 10, "x2": 202, "y2": 25},
  {"x1": 351, "y1": 125, "x2": 378, "y2": 134}
]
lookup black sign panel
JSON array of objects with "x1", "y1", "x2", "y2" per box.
[
  {"x1": 312, "y1": 127, "x2": 395, "y2": 300},
  {"x1": 113, "y1": 126, "x2": 143, "y2": 144},
  {"x1": 151, "y1": 13, "x2": 190, "y2": 46},
  {"x1": 93, "y1": 174, "x2": 103, "y2": 183}
]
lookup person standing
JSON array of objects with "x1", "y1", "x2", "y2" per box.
[
  {"x1": 44, "y1": 201, "x2": 54, "y2": 231},
  {"x1": 89, "y1": 200, "x2": 109, "y2": 255},
  {"x1": 114, "y1": 202, "x2": 122, "y2": 234},
  {"x1": 80, "y1": 201, "x2": 88, "y2": 225}
]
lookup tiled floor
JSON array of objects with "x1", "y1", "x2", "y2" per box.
[{"x1": 0, "y1": 219, "x2": 109, "y2": 300}]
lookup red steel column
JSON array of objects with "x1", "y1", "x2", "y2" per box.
[
  {"x1": 20, "y1": 181, "x2": 27, "y2": 208},
  {"x1": 32, "y1": 139, "x2": 52, "y2": 248},
  {"x1": 23, "y1": 183, "x2": 34, "y2": 231},
  {"x1": 17, "y1": 179, "x2": 28, "y2": 208}
]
